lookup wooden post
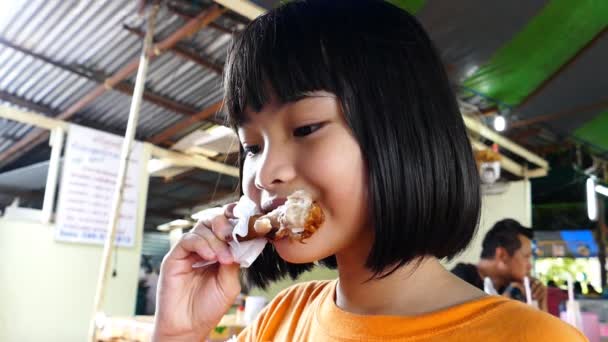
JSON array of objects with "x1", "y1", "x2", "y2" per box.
[
  {"x1": 41, "y1": 126, "x2": 64, "y2": 223},
  {"x1": 87, "y1": 4, "x2": 159, "y2": 341}
]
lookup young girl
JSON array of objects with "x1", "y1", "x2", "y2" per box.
[{"x1": 153, "y1": 1, "x2": 586, "y2": 341}]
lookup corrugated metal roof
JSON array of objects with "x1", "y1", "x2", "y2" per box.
[
  {"x1": 0, "y1": 0, "x2": 243, "y2": 229},
  {"x1": 0, "y1": 0, "x2": 237, "y2": 157}
]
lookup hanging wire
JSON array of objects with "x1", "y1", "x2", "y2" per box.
[{"x1": 112, "y1": 243, "x2": 118, "y2": 277}]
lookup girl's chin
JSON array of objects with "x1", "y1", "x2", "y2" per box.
[{"x1": 271, "y1": 235, "x2": 332, "y2": 264}]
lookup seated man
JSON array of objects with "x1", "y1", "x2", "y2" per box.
[{"x1": 452, "y1": 218, "x2": 547, "y2": 311}]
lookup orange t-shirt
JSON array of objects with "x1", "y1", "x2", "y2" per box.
[{"x1": 237, "y1": 280, "x2": 587, "y2": 341}]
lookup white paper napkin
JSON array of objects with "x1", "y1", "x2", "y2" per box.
[
  {"x1": 192, "y1": 196, "x2": 267, "y2": 269},
  {"x1": 229, "y1": 196, "x2": 267, "y2": 268}
]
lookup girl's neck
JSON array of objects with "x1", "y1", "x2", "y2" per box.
[{"x1": 334, "y1": 253, "x2": 485, "y2": 316}]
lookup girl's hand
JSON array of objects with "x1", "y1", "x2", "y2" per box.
[{"x1": 152, "y1": 203, "x2": 241, "y2": 341}]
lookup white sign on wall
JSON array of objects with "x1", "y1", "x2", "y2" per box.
[{"x1": 55, "y1": 124, "x2": 143, "y2": 247}]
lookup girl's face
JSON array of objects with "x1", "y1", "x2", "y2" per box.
[{"x1": 238, "y1": 91, "x2": 370, "y2": 263}]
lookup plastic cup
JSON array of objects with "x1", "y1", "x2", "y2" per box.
[{"x1": 243, "y1": 296, "x2": 267, "y2": 325}]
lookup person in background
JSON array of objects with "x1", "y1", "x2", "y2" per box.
[
  {"x1": 143, "y1": 267, "x2": 160, "y2": 315},
  {"x1": 545, "y1": 279, "x2": 569, "y2": 317},
  {"x1": 586, "y1": 283, "x2": 602, "y2": 297},
  {"x1": 573, "y1": 281, "x2": 583, "y2": 297},
  {"x1": 452, "y1": 219, "x2": 548, "y2": 311},
  {"x1": 138, "y1": 255, "x2": 160, "y2": 315}
]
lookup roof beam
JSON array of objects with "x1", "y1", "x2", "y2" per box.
[
  {"x1": 0, "y1": 185, "x2": 43, "y2": 198},
  {"x1": 209, "y1": 22, "x2": 233, "y2": 35},
  {"x1": 149, "y1": 144, "x2": 237, "y2": 177},
  {"x1": 124, "y1": 25, "x2": 223, "y2": 74},
  {"x1": 0, "y1": 90, "x2": 58, "y2": 115},
  {"x1": 463, "y1": 115, "x2": 549, "y2": 169},
  {"x1": 0, "y1": 104, "x2": 67, "y2": 130},
  {"x1": 148, "y1": 100, "x2": 223, "y2": 144},
  {"x1": 0, "y1": 38, "x2": 199, "y2": 116},
  {"x1": 212, "y1": 0, "x2": 265, "y2": 20},
  {"x1": 113, "y1": 82, "x2": 197, "y2": 115},
  {"x1": 167, "y1": 3, "x2": 235, "y2": 34},
  {"x1": 470, "y1": 139, "x2": 547, "y2": 178},
  {"x1": 0, "y1": 5, "x2": 225, "y2": 169},
  {"x1": 160, "y1": 168, "x2": 201, "y2": 183},
  {"x1": 152, "y1": 5, "x2": 226, "y2": 53},
  {"x1": 511, "y1": 97, "x2": 608, "y2": 128},
  {"x1": 0, "y1": 105, "x2": 239, "y2": 178},
  {"x1": 508, "y1": 127, "x2": 542, "y2": 144}
]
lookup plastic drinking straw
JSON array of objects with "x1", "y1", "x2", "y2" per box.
[
  {"x1": 567, "y1": 274, "x2": 575, "y2": 302},
  {"x1": 484, "y1": 277, "x2": 498, "y2": 295},
  {"x1": 523, "y1": 276, "x2": 533, "y2": 305}
]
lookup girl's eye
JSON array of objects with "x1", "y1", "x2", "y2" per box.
[
  {"x1": 293, "y1": 123, "x2": 324, "y2": 137},
  {"x1": 243, "y1": 145, "x2": 261, "y2": 156}
]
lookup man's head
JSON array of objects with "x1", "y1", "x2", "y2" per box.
[{"x1": 480, "y1": 219, "x2": 534, "y2": 282}]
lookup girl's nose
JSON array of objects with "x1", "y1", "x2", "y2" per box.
[{"x1": 254, "y1": 143, "x2": 296, "y2": 191}]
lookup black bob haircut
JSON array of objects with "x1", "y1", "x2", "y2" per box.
[
  {"x1": 481, "y1": 219, "x2": 534, "y2": 259},
  {"x1": 223, "y1": 0, "x2": 481, "y2": 289}
]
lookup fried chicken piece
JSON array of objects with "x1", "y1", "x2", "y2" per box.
[{"x1": 236, "y1": 191, "x2": 324, "y2": 242}]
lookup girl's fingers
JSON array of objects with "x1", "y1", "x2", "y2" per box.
[
  {"x1": 210, "y1": 214, "x2": 236, "y2": 242},
  {"x1": 191, "y1": 223, "x2": 234, "y2": 264},
  {"x1": 182, "y1": 232, "x2": 217, "y2": 260},
  {"x1": 217, "y1": 263, "x2": 241, "y2": 295},
  {"x1": 224, "y1": 202, "x2": 237, "y2": 219},
  {"x1": 197, "y1": 207, "x2": 225, "y2": 227},
  {"x1": 194, "y1": 206, "x2": 237, "y2": 242},
  {"x1": 165, "y1": 230, "x2": 216, "y2": 262},
  {"x1": 164, "y1": 206, "x2": 237, "y2": 263}
]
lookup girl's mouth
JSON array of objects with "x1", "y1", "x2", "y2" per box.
[{"x1": 261, "y1": 197, "x2": 287, "y2": 214}]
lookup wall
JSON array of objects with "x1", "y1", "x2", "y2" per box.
[
  {"x1": 443, "y1": 179, "x2": 532, "y2": 269},
  {"x1": 0, "y1": 220, "x2": 142, "y2": 341},
  {"x1": 0, "y1": 145, "x2": 150, "y2": 341}
]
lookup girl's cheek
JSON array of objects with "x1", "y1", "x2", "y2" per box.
[{"x1": 242, "y1": 160, "x2": 259, "y2": 200}]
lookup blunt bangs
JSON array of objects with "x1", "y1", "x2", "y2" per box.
[
  {"x1": 223, "y1": 0, "x2": 481, "y2": 288},
  {"x1": 223, "y1": 1, "x2": 337, "y2": 126}
]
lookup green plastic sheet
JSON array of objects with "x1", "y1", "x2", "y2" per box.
[{"x1": 463, "y1": 0, "x2": 608, "y2": 107}]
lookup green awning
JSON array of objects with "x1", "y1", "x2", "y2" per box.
[
  {"x1": 388, "y1": 0, "x2": 426, "y2": 14},
  {"x1": 574, "y1": 110, "x2": 608, "y2": 151},
  {"x1": 463, "y1": 0, "x2": 608, "y2": 107}
]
